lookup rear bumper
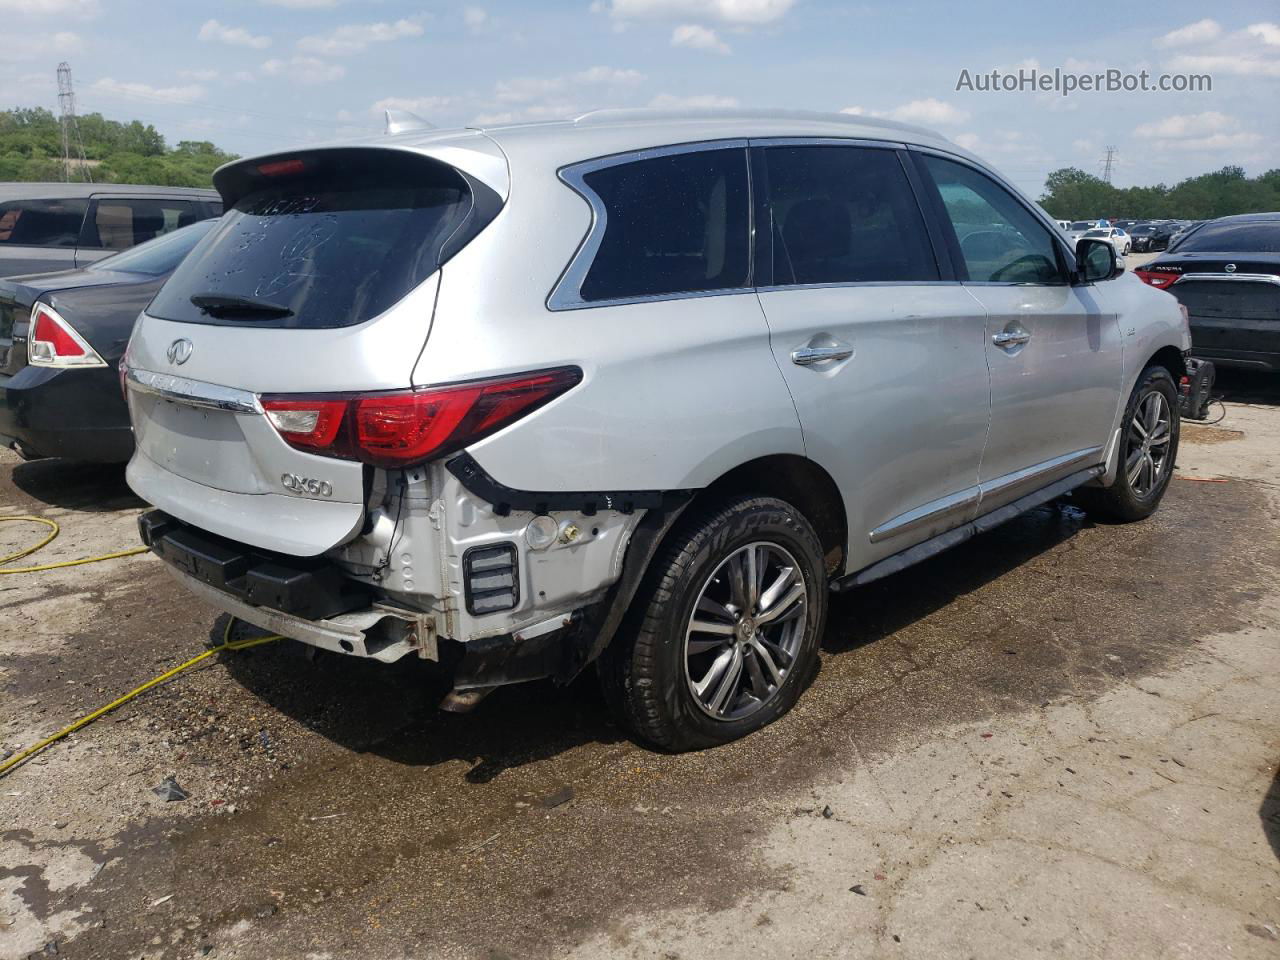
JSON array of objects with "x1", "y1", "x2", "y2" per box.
[
  {"x1": 0, "y1": 363, "x2": 133, "y2": 462},
  {"x1": 1189, "y1": 319, "x2": 1280, "y2": 372}
]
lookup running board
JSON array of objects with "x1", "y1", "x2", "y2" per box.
[{"x1": 831, "y1": 465, "x2": 1103, "y2": 592}]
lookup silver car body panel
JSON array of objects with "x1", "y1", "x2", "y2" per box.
[{"x1": 124, "y1": 109, "x2": 1190, "y2": 651}]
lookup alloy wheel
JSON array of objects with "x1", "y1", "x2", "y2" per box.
[
  {"x1": 683, "y1": 541, "x2": 808, "y2": 721},
  {"x1": 1125, "y1": 390, "x2": 1173, "y2": 497}
]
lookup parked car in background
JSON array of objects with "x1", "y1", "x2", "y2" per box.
[
  {"x1": 0, "y1": 183, "x2": 221, "y2": 278},
  {"x1": 1066, "y1": 219, "x2": 1108, "y2": 242},
  {"x1": 1137, "y1": 213, "x2": 1280, "y2": 373},
  {"x1": 1130, "y1": 222, "x2": 1177, "y2": 252},
  {"x1": 123, "y1": 110, "x2": 1190, "y2": 750},
  {"x1": 1056, "y1": 219, "x2": 1071, "y2": 232},
  {"x1": 1168, "y1": 220, "x2": 1203, "y2": 248},
  {"x1": 1082, "y1": 226, "x2": 1131, "y2": 256},
  {"x1": 0, "y1": 219, "x2": 217, "y2": 462}
]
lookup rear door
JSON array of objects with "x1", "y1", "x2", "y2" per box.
[
  {"x1": 0, "y1": 197, "x2": 88, "y2": 277},
  {"x1": 75, "y1": 195, "x2": 213, "y2": 267},
  {"x1": 752, "y1": 141, "x2": 991, "y2": 573},
  {"x1": 913, "y1": 152, "x2": 1122, "y2": 509}
]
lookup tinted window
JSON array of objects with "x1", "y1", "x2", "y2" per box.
[
  {"x1": 150, "y1": 152, "x2": 484, "y2": 329},
  {"x1": 0, "y1": 198, "x2": 88, "y2": 247},
  {"x1": 924, "y1": 156, "x2": 1065, "y2": 283},
  {"x1": 578, "y1": 148, "x2": 749, "y2": 302},
  {"x1": 762, "y1": 146, "x2": 937, "y2": 285},
  {"x1": 84, "y1": 198, "x2": 209, "y2": 251},
  {"x1": 1172, "y1": 221, "x2": 1280, "y2": 254},
  {"x1": 88, "y1": 219, "x2": 216, "y2": 276}
]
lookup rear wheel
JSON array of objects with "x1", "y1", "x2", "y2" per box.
[
  {"x1": 1076, "y1": 365, "x2": 1179, "y2": 522},
  {"x1": 599, "y1": 496, "x2": 827, "y2": 751}
]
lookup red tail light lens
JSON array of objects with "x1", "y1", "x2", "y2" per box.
[
  {"x1": 1135, "y1": 269, "x2": 1178, "y2": 290},
  {"x1": 28, "y1": 303, "x2": 108, "y2": 368},
  {"x1": 261, "y1": 367, "x2": 582, "y2": 468}
]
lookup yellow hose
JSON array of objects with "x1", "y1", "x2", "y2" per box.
[
  {"x1": 0, "y1": 619, "x2": 280, "y2": 778},
  {"x1": 0, "y1": 514, "x2": 282, "y2": 777},
  {"x1": 0, "y1": 515, "x2": 149, "y2": 573}
]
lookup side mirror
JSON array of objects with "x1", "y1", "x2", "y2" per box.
[{"x1": 1075, "y1": 238, "x2": 1121, "y2": 283}]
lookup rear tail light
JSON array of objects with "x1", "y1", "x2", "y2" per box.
[
  {"x1": 261, "y1": 366, "x2": 582, "y2": 469},
  {"x1": 1135, "y1": 269, "x2": 1178, "y2": 290},
  {"x1": 28, "y1": 303, "x2": 108, "y2": 368}
]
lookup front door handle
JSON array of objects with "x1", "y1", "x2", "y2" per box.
[
  {"x1": 992, "y1": 330, "x2": 1031, "y2": 347},
  {"x1": 791, "y1": 344, "x2": 854, "y2": 365}
]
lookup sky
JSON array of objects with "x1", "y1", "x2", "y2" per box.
[{"x1": 1, "y1": 0, "x2": 1277, "y2": 196}]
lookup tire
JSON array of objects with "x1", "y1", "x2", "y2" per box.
[
  {"x1": 599, "y1": 495, "x2": 828, "y2": 751},
  {"x1": 1075, "y1": 365, "x2": 1179, "y2": 522}
]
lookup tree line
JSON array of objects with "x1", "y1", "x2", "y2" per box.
[
  {"x1": 0, "y1": 107, "x2": 236, "y2": 187},
  {"x1": 1039, "y1": 165, "x2": 1280, "y2": 221}
]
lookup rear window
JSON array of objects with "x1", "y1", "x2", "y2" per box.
[
  {"x1": 0, "y1": 198, "x2": 88, "y2": 248},
  {"x1": 89, "y1": 219, "x2": 216, "y2": 277},
  {"x1": 149, "y1": 150, "x2": 490, "y2": 329},
  {"x1": 1172, "y1": 221, "x2": 1280, "y2": 254}
]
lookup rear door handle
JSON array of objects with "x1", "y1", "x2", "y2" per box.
[
  {"x1": 791, "y1": 345, "x2": 854, "y2": 365},
  {"x1": 992, "y1": 330, "x2": 1031, "y2": 347}
]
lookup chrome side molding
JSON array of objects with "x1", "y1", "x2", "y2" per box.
[{"x1": 125, "y1": 367, "x2": 262, "y2": 415}]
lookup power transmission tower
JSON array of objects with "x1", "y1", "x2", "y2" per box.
[
  {"x1": 56, "y1": 62, "x2": 91, "y2": 183},
  {"x1": 1101, "y1": 145, "x2": 1117, "y2": 184}
]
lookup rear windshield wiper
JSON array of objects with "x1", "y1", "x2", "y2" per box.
[{"x1": 189, "y1": 293, "x2": 294, "y2": 320}]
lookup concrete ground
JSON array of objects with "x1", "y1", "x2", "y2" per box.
[{"x1": 1, "y1": 370, "x2": 1278, "y2": 960}]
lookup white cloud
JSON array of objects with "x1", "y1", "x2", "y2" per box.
[
  {"x1": 1248, "y1": 22, "x2": 1280, "y2": 46},
  {"x1": 840, "y1": 98, "x2": 969, "y2": 127},
  {"x1": 262, "y1": 56, "x2": 346, "y2": 84},
  {"x1": 671, "y1": 24, "x2": 729, "y2": 54},
  {"x1": 648, "y1": 93, "x2": 740, "y2": 108},
  {"x1": 603, "y1": 0, "x2": 793, "y2": 25},
  {"x1": 1133, "y1": 111, "x2": 1235, "y2": 139},
  {"x1": 297, "y1": 18, "x2": 425, "y2": 56},
  {"x1": 370, "y1": 95, "x2": 453, "y2": 114},
  {"x1": 888, "y1": 98, "x2": 969, "y2": 126},
  {"x1": 1170, "y1": 51, "x2": 1280, "y2": 77},
  {"x1": 1133, "y1": 111, "x2": 1263, "y2": 151},
  {"x1": 92, "y1": 77, "x2": 205, "y2": 102},
  {"x1": 1154, "y1": 18, "x2": 1221, "y2": 48},
  {"x1": 8, "y1": 31, "x2": 82, "y2": 60},
  {"x1": 178, "y1": 69, "x2": 220, "y2": 82},
  {"x1": 199, "y1": 19, "x2": 272, "y2": 50},
  {"x1": 262, "y1": 0, "x2": 341, "y2": 6},
  {"x1": 464, "y1": 6, "x2": 488, "y2": 30},
  {"x1": 495, "y1": 66, "x2": 643, "y2": 103},
  {"x1": 952, "y1": 132, "x2": 980, "y2": 151},
  {"x1": 0, "y1": 0, "x2": 99, "y2": 16}
]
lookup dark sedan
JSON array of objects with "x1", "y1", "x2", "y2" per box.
[
  {"x1": 1136, "y1": 213, "x2": 1280, "y2": 373},
  {"x1": 1130, "y1": 222, "x2": 1176, "y2": 253},
  {"x1": 0, "y1": 219, "x2": 216, "y2": 462}
]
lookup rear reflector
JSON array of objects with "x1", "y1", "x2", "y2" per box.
[
  {"x1": 261, "y1": 366, "x2": 582, "y2": 469},
  {"x1": 28, "y1": 303, "x2": 108, "y2": 368}
]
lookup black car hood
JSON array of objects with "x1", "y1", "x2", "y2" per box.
[{"x1": 0, "y1": 268, "x2": 164, "y2": 368}]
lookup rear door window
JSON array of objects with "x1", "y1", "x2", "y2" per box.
[
  {"x1": 759, "y1": 145, "x2": 938, "y2": 285},
  {"x1": 576, "y1": 147, "x2": 750, "y2": 303},
  {"x1": 148, "y1": 151, "x2": 486, "y2": 329},
  {"x1": 921, "y1": 155, "x2": 1067, "y2": 284},
  {"x1": 0, "y1": 198, "x2": 89, "y2": 248},
  {"x1": 83, "y1": 197, "x2": 209, "y2": 251}
]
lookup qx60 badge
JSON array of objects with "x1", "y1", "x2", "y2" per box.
[
  {"x1": 282, "y1": 473, "x2": 333, "y2": 497},
  {"x1": 166, "y1": 338, "x2": 193, "y2": 365}
]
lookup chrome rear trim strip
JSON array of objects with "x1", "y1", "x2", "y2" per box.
[{"x1": 126, "y1": 367, "x2": 261, "y2": 415}]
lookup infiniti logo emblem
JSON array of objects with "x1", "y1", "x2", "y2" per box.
[
  {"x1": 166, "y1": 338, "x2": 193, "y2": 365},
  {"x1": 1225, "y1": 263, "x2": 1237, "y2": 273}
]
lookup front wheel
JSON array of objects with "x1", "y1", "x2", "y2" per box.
[
  {"x1": 1075, "y1": 365, "x2": 1179, "y2": 522},
  {"x1": 599, "y1": 496, "x2": 827, "y2": 751}
]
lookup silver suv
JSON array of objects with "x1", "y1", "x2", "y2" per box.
[{"x1": 124, "y1": 110, "x2": 1189, "y2": 750}]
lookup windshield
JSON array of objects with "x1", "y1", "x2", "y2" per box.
[
  {"x1": 149, "y1": 151, "x2": 488, "y2": 329},
  {"x1": 88, "y1": 219, "x2": 216, "y2": 277},
  {"x1": 1172, "y1": 221, "x2": 1280, "y2": 254},
  {"x1": 1084, "y1": 229, "x2": 1108, "y2": 237},
  {"x1": 1070, "y1": 221, "x2": 1093, "y2": 229}
]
